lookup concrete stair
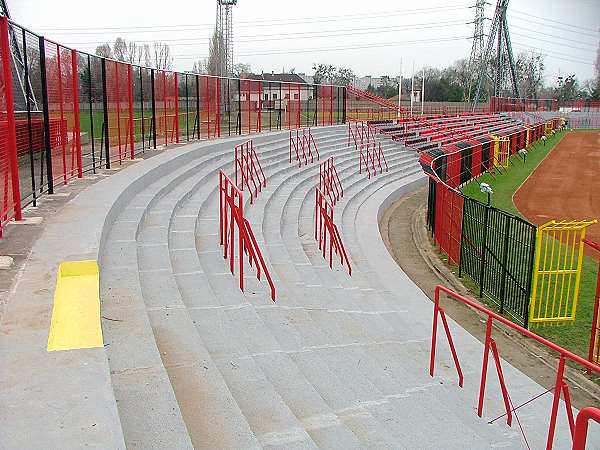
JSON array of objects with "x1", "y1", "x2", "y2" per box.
[{"x1": 98, "y1": 125, "x2": 578, "y2": 449}]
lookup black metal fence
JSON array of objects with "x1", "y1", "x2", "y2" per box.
[{"x1": 428, "y1": 180, "x2": 537, "y2": 327}]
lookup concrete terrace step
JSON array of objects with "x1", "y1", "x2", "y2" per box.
[{"x1": 87, "y1": 124, "x2": 582, "y2": 449}]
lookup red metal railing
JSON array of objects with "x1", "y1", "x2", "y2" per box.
[
  {"x1": 359, "y1": 141, "x2": 388, "y2": 179},
  {"x1": 218, "y1": 170, "x2": 275, "y2": 301},
  {"x1": 234, "y1": 139, "x2": 266, "y2": 204},
  {"x1": 319, "y1": 156, "x2": 343, "y2": 206},
  {"x1": 584, "y1": 239, "x2": 600, "y2": 371},
  {"x1": 430, "y1": 284, "x2": 600, "y2": 450},
  {"x1": 314, "y1": 187, "x2": 351, "y2": 275},
  {"x1": 289, "y1": 128, "x2": 319, "y2": 167},
  {"x1": 572, "y1": 407, "x2": 600, "y2": 450}
]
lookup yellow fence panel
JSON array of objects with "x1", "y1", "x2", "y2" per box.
[
  {"x1": 530, "y1": 220, "x2": 598, "y2": 324},
  {"x1": 491, "y1": 135, "x2": 510, "y2": 169}
]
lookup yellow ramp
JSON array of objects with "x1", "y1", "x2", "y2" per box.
[{"x1": 47, "y1": 260, "x2": 103, "y2": 351}]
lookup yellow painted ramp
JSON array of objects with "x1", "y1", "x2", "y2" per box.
[{"x1": 47, "y1": 260, "x2": 103, "y2": 351}]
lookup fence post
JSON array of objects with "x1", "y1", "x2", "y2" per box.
[
  {"x1": 127, "y1": 64, "x2": 134, "y2": 159},
  {"x1": 342, "y1": 87, "x2": 347, "y2": 124},
  {"x1": 86, "y1": 55, "x2": 96, "y2": 171},
  {"x1": 38, "y1": 36, "x2": 54, "y2": 194},
  {"x1": 458, "y1": 195, "x2": 467, "y2": 278},
  {"x1": 100, "y1": 58, "x2": 110, "y2": 168},
  {"x1": 524, "y1": 226, "x2": 536, "y2": 329},
  {"x1": 479, "y1": 204, "x2": 490, "y2": 298},
  {"x1": 22, "y1": 28, "x2": 37, "y2": 206},
  {"x1": 195, "y1": 75, "x2": 200, "y2": 139},
  {"x1": 498, "y1": 217, "x2": 511, "y2": 314},
  {"x1": 174, "y1": 72, "x2": 179, "y2": 143},
  {"x1": 150, "y1": 69, "x2": 156, "y2": 149},
  {"x1": 70, "y1": 49, "x2": 82, "y2": 177},
  {"x1": 0, "y1": 17, "x2": 22, "y2": 220},
  {"x1": 139, "y1": 67, "x2": 145, "y2": 152},
  {"x1": 185, "y1": 74, "x2": 189, "y2": 141},
  {"x1": 314, "y1": 85, "x2": 318, "y2": 127},
  {"x1": 237, "y1": 78, "x2": 242, "y2": 135}
]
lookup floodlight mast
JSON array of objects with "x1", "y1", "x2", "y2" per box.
[{"x1": 216, "y1": 0, "x2": 237, "y2": 77}]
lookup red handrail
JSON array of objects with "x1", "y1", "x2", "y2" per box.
[
  {"x1": 430, "y1": 284, "x2": 600, "y2": 450},
  {"x1": 319, "y1": 156, "x2": 343, "y2": 206},
  {"x1": 314, "y1": 187, "x2": 351, "y2": 276},
  {"x1": 234, "y1": 139, "x2": 266, "y2": 204},
  {"x1": 290, "y1": 128, "x2": 319, "y2": 167},
  {"x1": 359, "y1": 142, "x2": 388, "y2": 179},
  {"x1": 219, "y1": 170, "x2": 275, "y2": 301},
  {"x1": 572, "y1": 407, "x2": 600, "y2": 450}
]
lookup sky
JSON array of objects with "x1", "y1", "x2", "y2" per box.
[{"x1": 10, "y1": 0, "x2": 600, "y2": 86}]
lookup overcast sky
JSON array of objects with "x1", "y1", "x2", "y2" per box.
[{"x1": 10, "y1": 0, "x2": 600, "y2": 86}]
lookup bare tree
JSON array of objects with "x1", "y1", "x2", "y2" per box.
[
  {"x1": 95, "y1": 43, "x2": 113, "y2": 58},
  {"x1": 152, "y1": 41, "x2": 173, "y2": 70},
  {"x1": 515, "y1": 51, "x2": 545, "y2": 99}
]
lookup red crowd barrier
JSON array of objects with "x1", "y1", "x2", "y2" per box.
[
  {"x1": 358, "y1": 141, "x2": 388, "y2": 179},
  {"x1": 314, "y1": 187, "x2": 351, "y2": 275},
  {"x1": 318, "y1": 84, "x2": 334, "y2": 127},
  {"x1": 289, "y1": 128, "x2": 319, "y2": 167},
  {"x1": 234, "y1": 139, "x2": 265, "y2": 204},
  {"x1": 430, "y1": 284, "x2": 600, "y2": 450},
  {"x1": 319, "y1": 156, "x2": 343, "y2": 206},
  {"x1": 106, "y1": 60, "x2": 134, "y2": 162},
  {"x1": 218, "y1": 170, "x2": 275, "y2": 301},
  {"x1": 240, "y1": 79, "x2": 262, "y2": 134}
]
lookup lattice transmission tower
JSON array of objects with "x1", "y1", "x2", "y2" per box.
[
  {"x1": 472, "y1": 0, "x2": 520, "y2": 109},
  {"x1": 215, "y1": 0, "x2": 237, "y2": 77},
  {"x1": 466, "y1": 0, "x2": 486, "y2": 102}
]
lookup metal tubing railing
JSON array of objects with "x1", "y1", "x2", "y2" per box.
[
  {"x1": 234, "y1": 139, "x2": 266, "y2": 204},
  {"x1": 572, "y1": 407, "x2": 600, "y2": 450},
  {"x1": 314, "y1": 187, "x2": 351, "y2": 276},
  {"x1": 219, "y1": 170, "x2": 275, "y2": 301},
  {"x1": 430, "y1": 284, "x2": 600, "y2": 450}
]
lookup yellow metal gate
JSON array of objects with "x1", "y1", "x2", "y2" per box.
[
  {"x1": 530, "y1": 220, "x2": 597, "y2": 324},
  {"x1": 492, "y1": 135, "x2": 510, "y2": 169}
]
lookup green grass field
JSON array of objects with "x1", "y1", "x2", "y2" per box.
[{"x1": 460, "y1": 130, "x2": 600, "y2": 363}]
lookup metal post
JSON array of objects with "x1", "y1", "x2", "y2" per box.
[
  {"x1": 237, "y1": 78, "x2": 242, "y2": 135},
  {"x1": 185, "y1": 74, "x2": 189, "y2": 141},
  {"x1": 499, "y1": 217, "x2": 511, "y2": 313},
  {"x1": 127, "y1": 64, "x2": 134, "y2": 159},
  {"x1": 140, "y1": 67, "x2": 145, "y2": 152},
  {"x1": 150, "y1": 69, "x2": 156, "y2": 149},
  {"x1": 0, "y1": 18, "x2": 21, "y2": 220},
  {"x1": 314, "y1": 85, "x2": 318, "y2": 127},
  {"x1": 38, "y1": 36, "x2": 54, "y2": 193},
  {"x1": 22, "y1": 28, "x2": 37, "y2": 206},
  {"x1": 195, "y1": 75, "x2": 200, "y2": 139},
  {"x1": 227, "y1": 78, "x2": 231, "y2": 136},
  {"x1": 479, "y1": 203, "x2": 490, "y2": 298},
  {"x1": 101, "y1": 58, "x2": 110, "y2": 168},
  {"x1": 342, "y1": 87, "x2": 347, "y2": 124},
  {"x1": 174, "y1": 72, "x2": 179, "y2": 143},
  {"x1": 524, "y1": 226, "x2": 537, "y2": 329},
  {"x1": 87, "y1": 54, "x2": 96, "y2": 171}
]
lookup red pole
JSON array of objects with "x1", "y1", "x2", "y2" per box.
[
  {"x1": 71, "y1": 49, "x2": 82, "y2": 177},
  {"x1": 216, "y1": 77, "x2": 221, "y2": 137},
  {"x1": 0, "y1": 17, "x2": 22, "y2": 221},
  {"x1": 127, "y1": 64, "x2": 134, "y2": 159},
  {"x1": 174, "y1": 72, "x2": 179, "y2": 143},
  {"x1": 163, "y1": 72, "x2": 167, "y2": 146},
  {"x1": 206, "y1": 76, "x2": 210, "y2": 139},
  {"x1": 115, "y1": 62, "x2": 122, "y2": 161},
  {"x1": 546, "y1": 356, "x2": 567, "y2": 450},
  {"x1": 56, "y1": 45, "x2": 67, "y2": 183},
  {"x1": 477, "y1": 317, "x2": 493, "y2": 418}
]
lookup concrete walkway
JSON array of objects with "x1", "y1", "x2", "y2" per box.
[{"x1": 0, "y1": 125, "x2": 590, "y2": 449}]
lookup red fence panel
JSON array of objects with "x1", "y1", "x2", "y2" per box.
[
  {"x1": 240, "y1": 79, "x2": 262, "y2": 134},
  {"x1": 154, "y1": 70, "x2": 178, "y2": 146},
  {"x1": 282, "y1": 83, "x2": 301, "y2": 129},
  {"x1": 318, "y1": 85, "x2": 334, "y2": 126},
  {"x1": 106, "y1": 60, "x2": 133, "y2": 162},
  {"x1": 434, "y1": 181, "x2": 464, "y2": 265},
  {"x1": 199, "y1": 75, "x2": 220, "y2": 139},
  {"x1": 0, "y1": 16, "x2": 22, "y2": 229},
  {"x1": 44, "y1": 41, "x2": 81, "y2": 184}
]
